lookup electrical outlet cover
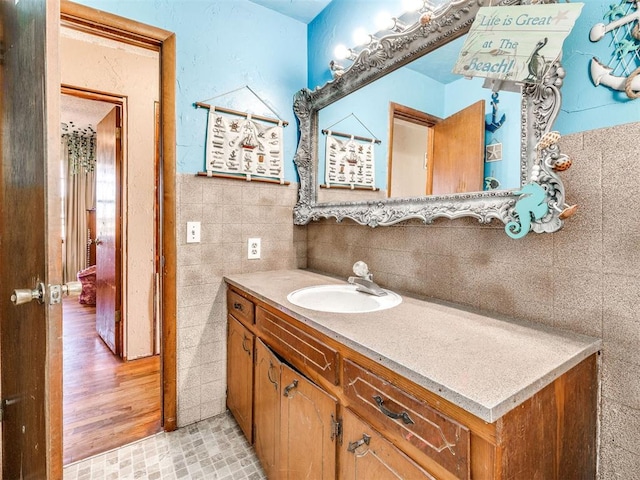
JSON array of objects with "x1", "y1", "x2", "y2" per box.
[{"x1": 248, "y1": 237, "x2": 261, "y2": 259}]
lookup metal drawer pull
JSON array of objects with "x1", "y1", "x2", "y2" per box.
[
  {"x1": 233, "y1": 302, "x2": 243, "y2": 311},
  {"x1": 347, "y1": 433, "x2": 371, "y2": 453},
  {"x1": 241, "y1": 335, "x2": 251, "y2": 355},
  {"x1": 372, "y1": 395, "x2": 414, "y2": 425},
  {"x1": 267, "y1": 362, "x2": 278, "y2": 390},
  {"x1": 283, "y1": 379, "x2": 298, "y2": 397}
]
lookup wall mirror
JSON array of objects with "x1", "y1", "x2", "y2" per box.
[{"x1": 293, "y1": 0, "x2": 574, "y2": 235}]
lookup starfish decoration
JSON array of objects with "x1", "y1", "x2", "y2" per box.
[
  {"x1": 553, "y1": 10, "x2": 570, "y2": 25},
  {"x1": 486, "y1": 143, "x2": 503, "y2": 161},
  {"x1": 615, "y1": 38, "x2": 638, "y2": 58},
  {"x1": 604, "y1": 3, "x2": 628, "y2": 21}
]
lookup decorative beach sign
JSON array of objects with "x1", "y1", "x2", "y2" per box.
[{"x1": 453, "y1": 3, "x2": 584, "y2": 83}]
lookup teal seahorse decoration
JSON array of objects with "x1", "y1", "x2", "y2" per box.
[{"x1": 505, "y1": 183, "x2": 549, "y2": 239}]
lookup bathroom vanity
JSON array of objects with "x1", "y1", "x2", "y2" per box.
[{"x1": 225, "y1": 270, "x2": 600, "y2": 480}]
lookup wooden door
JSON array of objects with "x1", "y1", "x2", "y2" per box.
[
  {"x1": 0, "y1": 0, "x2": 63, "y2": 478},
  {"x1": 95, "y1": 107, "x2": 121, "y2": 355},
  {"x1": 339, "y1": 409, "x2": 436, "y2": 480},
  {"x1": 280, "y1": 364, "x2": 338, "y2": 480},
  {"x1": 431, "y1": 100, "x2": 485, "y2": 195},
  {"x1": 389, "y1": 118, "x2": 429, "y2": 198},
  {"x1": 226, "y1": 316, "x2": 254, "y2": 442},
  {"x1": 254, "y1": 339, "x2": 281, "y2": 480}
]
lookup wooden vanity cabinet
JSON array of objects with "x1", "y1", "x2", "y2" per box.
[
  {"x1": 226, "y1": 315, "x2": 254, "y2": 442},
  {"x1": 225, "y1": 284, "x2": 598, "y2": 480},
  {"x1": 253, "y1": 328, "x2": 338, "y2": 480},
  {"x1": 340, "y1": 408, "x2": 436, "y2": 480},
  {"x1": 280, "y1": 363, "x2": 338, "y2": 480},
  {"x1": 343, "y1": 358, "x2": 470, "y2": 479},
  {"x1": 254, "y1": 339, "x2": 282, "y2": 480},
  {"x1": 227, "y1": 289, "x2": 254, "y2": 328}
]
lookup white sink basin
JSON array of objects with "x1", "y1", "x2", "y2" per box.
[{"x1": 286, "y1": 284, "x2": 402, "y2": 313}]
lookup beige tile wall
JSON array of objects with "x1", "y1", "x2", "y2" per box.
[
  {"x1": 307, "y1": 122, "x2": 640, "y2": 479},
  {"x1": 175, "y1": 174, "x2": 307, "y2": 426}
]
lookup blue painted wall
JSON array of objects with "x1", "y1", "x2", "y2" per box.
[
  {"x1": 74, "y1": 0, "x2": 307, "y2": 179},
  {"x1": 310, "y1": 0, "x2": 640, "y2": 136},
  {"x1": 74, "y1": 1, "x2": 639, "y2": 179},
  {"x1": 308, "y1": 0, "x2": 406, "y2": 89},
  {"x1": 317, "y1": 67, "x2": 445, "y2": 189}
]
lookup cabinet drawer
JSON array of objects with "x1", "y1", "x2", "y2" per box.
[
  {"x1": 256, "y1": 306, "x2": 339, "y2": 386},
  {"x1": 340, "y1": 408, "x2": 437, "y2": 480},
  {"x1": 344, "y1": 359, "x2": 470, "y2": 480},
  {"x1": 227, "y1": 289, "x2": 254, "y2": 326}
]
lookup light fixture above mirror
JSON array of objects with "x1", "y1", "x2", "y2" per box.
[{"x1": 293, "y1": 0, "x2": 578, "y2": 237}]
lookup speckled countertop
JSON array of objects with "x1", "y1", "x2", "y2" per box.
[{"x1": 224, "y1": 269, "x2": 601, "y2": 423}]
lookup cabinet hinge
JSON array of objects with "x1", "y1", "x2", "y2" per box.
[
  {"x1": 331, "y1": 414, "x2": 342, "y2": 445},
  {"x1": 116, "y1": 127, "x2": 122, "y2": 140},
  {"x1": 115, "y1": 310, "x2": 122, "y2": 323},
  {"x1": 0, "y1": 41, "x2": 5, "y2": 66}
]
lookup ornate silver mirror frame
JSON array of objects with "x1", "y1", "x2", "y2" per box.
[{"x1": 293, "y1": 0, "x2": 574, "y2": 234}]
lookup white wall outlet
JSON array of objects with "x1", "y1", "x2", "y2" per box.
[
  {"x1": 186, "y1": 221, "x2": 201, "y2": 243},
  {"x1": 248, "y1": 237, "x2": 261, "y2": 259}
]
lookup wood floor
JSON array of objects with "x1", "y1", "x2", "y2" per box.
[{"x1": 63, "y1": 298, "x2": 162, "y2": 465}]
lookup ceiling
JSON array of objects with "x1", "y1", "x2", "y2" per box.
[
  {"x1": 61, "y1": 94, "x2": 113, "y2": 135},
  {"x1": 248, "y1": 0, "x2": 333, "y2": 24}
]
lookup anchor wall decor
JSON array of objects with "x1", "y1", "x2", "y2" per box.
[{"x1": 589, "y1": 0, "x2": 640, "y2": 99}]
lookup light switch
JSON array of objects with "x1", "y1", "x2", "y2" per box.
[{"x1": 186, "y1": 221, "x2": 201, "y2": 243}]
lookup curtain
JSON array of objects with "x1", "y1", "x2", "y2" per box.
[{"x1": 62, "y1": 135, "x2": 96, "y2": 283}]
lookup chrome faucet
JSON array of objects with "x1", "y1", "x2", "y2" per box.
[{"x1": 348, "y1": 261, "x2": 387, "y2": 297}]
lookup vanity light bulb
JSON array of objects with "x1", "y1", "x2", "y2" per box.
[
  {"x1": 334, "y1": 44, "x2": 351, "y2": 60},
  {"x1": 352, "y1": 27, "x2": 371, "y2": 46},
  {"x1": 375, "y1": 11, "x2": 394, "y2": 31}
]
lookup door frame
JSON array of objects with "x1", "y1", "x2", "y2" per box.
[
  {"x1": 386, "y1": 102, "x2": 440, "y2": 197},
  {"x1": 62, "y1": 87, "x2": 125, "y2": 356},
  {"x1": 60, "y1": 1, "x2": 177, "y2": 437}
]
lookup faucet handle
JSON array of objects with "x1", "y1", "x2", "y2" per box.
[{"x1": 353, "y1": 261, "x2": 370, "y2": 279}]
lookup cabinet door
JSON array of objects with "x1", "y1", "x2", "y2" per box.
[
  {"x1": 280, "y1": 363, "x2": 338, "y2": 480},
  {"x1": 340, "y1": 409, "x2": 436, "y2": 480},
  {"x1": 227, "y1": 316, "x2": 254, "y2": 442},
  {"x1": 254, "y1": 339, "x2": 282, "y2": 480}
]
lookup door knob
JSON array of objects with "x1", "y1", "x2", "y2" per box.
[
  {"x1": 62, "y1": 281, "x2": 82, "y2": 296},
  {"x1": 11, "y1": 281, "x2": 83, "y2": 306},
  {"x1": 94, "y1": 238, "x2": 103, "y2": 245},
  {"x1": 10, "y1": 283, "x2": 45, "y2": 305}
]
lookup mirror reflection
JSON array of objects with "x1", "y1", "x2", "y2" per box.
[{"x1": 316, "y1": 35, "x2": 521, "y2": 203}]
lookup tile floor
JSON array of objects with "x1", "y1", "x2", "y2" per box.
[{"x1": 63, "y1": 412, "x2": 266, "y2": 480}]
